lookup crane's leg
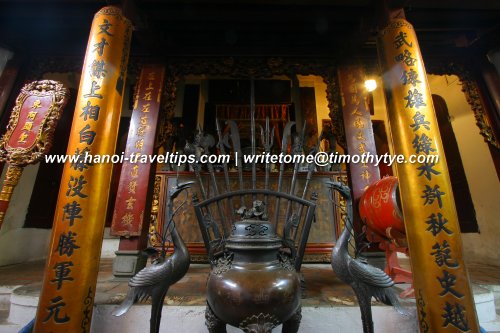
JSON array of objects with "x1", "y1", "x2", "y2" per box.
[
  {"x1": 282, "y1": 306, "x2": 302, "y2": 333},
  {"x1": 353, "y1": 288, "x2": 374, "y2": 333},
  {"x1": 150, "y1": 290, "x2": 168, "y2": 333},
  {"x1": 205, "y1": 302, "x2": 227, "y2": 333}
]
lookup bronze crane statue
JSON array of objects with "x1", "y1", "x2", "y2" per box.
[
  {"x1": 326, "y1": 181, "x2": 409, "y2": 333},
  {"x1": 112, "y1": 181, "x2": 193, "y2": 333}
]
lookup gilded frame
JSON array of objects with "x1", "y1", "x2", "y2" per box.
[{"x1": 0, "y1": 80, "x2": 69, "y2": 166}]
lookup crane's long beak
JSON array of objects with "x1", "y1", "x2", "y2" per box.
[
  {"x1": 325, "y1": 180, "x2": 342, "y2": 188},
  {"x1": 177, "y1": 181, "x2": 195, "y2": 189},
  {"x1": 169, "y1": 181, "x2": 195, "y2": 199},
  {"x1": 324, "y1": 181, "x2": 351, "y2": 200}
]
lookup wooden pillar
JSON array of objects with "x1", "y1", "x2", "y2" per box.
[
  {"x1": 110, "y1": 65, "x2": 165, "y2": 278},
  {"x1": 291, "y1": 74, "x2": 303, "y2": 130},
  {"x1": 337, "y1": 66, "x2": 381, "y2": 240},
  {"x1": 378, "y1": 11, "x2": 480, "y2": 333},
  {"x1": 481, "y1": 59, "x2": 500, "y2": 116},
  {"x1": 0, "y1": 57, "x2": 20, "y2": 176},
  {"x1": 34, "y1": 6, "x2": 131, "y2": 332}
]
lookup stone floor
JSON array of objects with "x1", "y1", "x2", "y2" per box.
[
  {"x1": 0, "y1": 257, "x2": 499, "y2": 307},
  {"x1": 1, "y1": 257, "x2": 500, "y2": 332},
  {"x1": 0, "y1": 260, "x2": 362, "y2": 307}
]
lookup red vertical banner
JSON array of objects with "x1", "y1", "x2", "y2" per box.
[
  {"x1": 338, "y1": 67, "x2": 381, "y2": 194},
  {"x1": 338, "y1": 66, "x2": 381, "y2": 235},
  {"x1": 111, "y1": 64, "x2": 165, "y2": 236}
]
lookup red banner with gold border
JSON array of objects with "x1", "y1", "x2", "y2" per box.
[
  {"x1": 111, "y1": 64, "x2": 165, "y2": 236},
  {"x1": 0, "y1": 80, "x2": 68, "y2": 165}
]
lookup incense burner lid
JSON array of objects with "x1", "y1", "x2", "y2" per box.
[{"x1": 226, "y1": 220, "x2": 282, "y2": 251}]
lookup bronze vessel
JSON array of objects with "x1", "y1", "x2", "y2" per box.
[
  {"x1": 189, "y1": 116, "x2": 317, "y2": 332},
  {"x1": 206, "y1": 220, "x2": 302, "y2": 333}
]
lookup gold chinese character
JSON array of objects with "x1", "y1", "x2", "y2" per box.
[
  {"x1": 351, "y1": 106, "x2": 363, "y2": 116},
  {"x1": 350, "y1": 94, "x2": 360, "y2": 105},
  {"x1": 31, "y1": 99, "x2": 42, "y2": 109},
  {"x1": 126, "y1": 197, "x2": 136, "y2": 210},
  {"x1": 128, "y1": 180, "x2": 137, "y2": 194},
  {"x1": 143, "y1": 91, "x2": 152, "y2": 101},
  {"x1": 140, "y1": 115, "x2": 148, "y2": 126},
  {"x1": 146, "y1": 80, "x2": 154, "y2": 91},
  {"x1": 130, "y1": 165, "x2": 139, "y2": 178},
  {"x1": 18, "y1": 132, "x2": 28, "y2": 143},
  {"x1": 361, "y1": 169, "x2": 371, "y2": 181},
  {"x1": 22, "y1": 122, "x2": 33, "y2": 131},
  {"x1": 361, "y1": 162, "x2": 369, "y2": 169},
  {"x1": 137, "y1": 126, "x2": 146, "y2": 137},
  {"x1": 348, "y1": 84, "x2": 358, "y2": 94},
  {"x1": 354, "y1": 117, "x2": 364, "y2": 129},
  {"x1": 27, "y1": 111, "x2": 38, "y2": 120},
  {"x1": 121, "y1": 212, "x2": 134, "y2": 227},
  {"x1": 147, "y1": 72, "x2": 156, "y2": 81},
  {"x1": 356, "y1": 131, "x2": 366, "y2": 141},
  {"x1": 141, "y1": 103, "x2": 150, "y2": 113},
  {"x1": 357, "y1": 142, "x2": 367, "y2": 154},
  {"x1": 135, "y1": 139, "x2": 144, "y2": 150}
]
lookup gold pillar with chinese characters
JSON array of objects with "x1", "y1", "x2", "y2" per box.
[
  {"x1": 379, "y1": 19, "x2": 479, "y2": 332},
  {"x1": 34, "y1": 6, "x2": 131, "y2": 333}
]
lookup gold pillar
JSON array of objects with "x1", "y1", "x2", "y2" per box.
[
  {"x1": 34, "y1": 6, "x2": 131, "y2": 332},
  {"x1": 379, "y1": 19, "x2": 479, "y2": 332}
]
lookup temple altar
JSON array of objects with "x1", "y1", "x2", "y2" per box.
[{"x1": 149, "y1": 171, "x2": 347, "y2": 262}]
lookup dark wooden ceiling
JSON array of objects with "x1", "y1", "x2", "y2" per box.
[{"x1": 0, "y1": 0, "x2": 499, "y2": 62}]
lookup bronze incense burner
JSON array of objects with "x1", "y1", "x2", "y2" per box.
[
  {"x1": 194, "y1": 187, "x2": 317, "y2": 333},
  {"x1": 206, "y1": 219, "x2": 301, "y2": 332},
  {"x1": 183, "y1": 74, "x2": 321, "y2": 330},
  {"x1": 189, "y1": 79, "x2": 318, "y2": 332}
]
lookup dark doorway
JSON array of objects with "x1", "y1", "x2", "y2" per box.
[
  {"x1": 432, "y1": 94, "x2": 479, "y2": 233},
  {"x1": 372, "y1": 120, "x2": 393, "y2": 177}
]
